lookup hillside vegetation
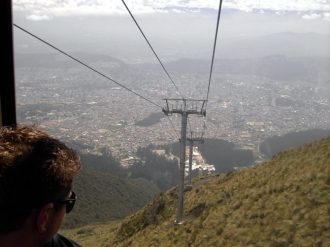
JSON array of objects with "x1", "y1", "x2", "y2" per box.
[
  {"x1": 63, "y1": 138, "x2": 330, "y2": 246},
  {"x1": 260, "y1": 129, "x2": 330, "y2": 157},
  {"x1": 62, "y1": 168, "x2": 159, "y2": 228},
  {"x1": 163, "y1": 139, "x2": 255, "y2": 173}
]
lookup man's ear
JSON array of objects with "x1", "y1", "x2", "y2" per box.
[{"x1": 36, "y1": 203, "x2": 54, "y2": 233}]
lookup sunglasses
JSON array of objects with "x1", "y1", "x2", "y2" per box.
[{"x1": 54, "y1": 191, "x2": 77, "y2": 214}]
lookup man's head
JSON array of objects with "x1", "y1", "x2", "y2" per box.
[{"x1": 0, "y1": 126, "x2": 80, "y2": 242}]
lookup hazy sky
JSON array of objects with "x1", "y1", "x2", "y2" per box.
[
  {"x1": 13, "y1": 0, "x2": 330, "y2": 61},
  {"x1": 13, "y1": 0, "x2": 330, "y2": 21}
]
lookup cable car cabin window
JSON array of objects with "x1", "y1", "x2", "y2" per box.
[{"x1": 11, "y1": 0, "x2": 330, "y2": 245}]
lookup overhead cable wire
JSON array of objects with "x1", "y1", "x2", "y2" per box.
[
  {"x1": 205, "y1": 0, "x2": 223, "y2": 106},
  {"x1": 13, "y1": 23, "x2": 162, "y2": 109},
  {"x1": 14, "y1": 23, "x2": 180, "y2": 141},
  {"x1": 203, "y1": 0, "x2": 223, "y2": 133},
  {"x1": 121, "y1": 0, "x2": 185, "y2": 99}
]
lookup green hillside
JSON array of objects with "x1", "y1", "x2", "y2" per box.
[
  {"x1": 260, "y1": 129, "x2": 330, "y2": 157},
  {"x1": 63, "y1": 138, "x2": 330, "y2": 246},
  {"x1": 62, "y1": 168, "x2": 160, "y2": 228},
  {"x1": 162, "y1": 139, "x2": 255, "y2": 173}
]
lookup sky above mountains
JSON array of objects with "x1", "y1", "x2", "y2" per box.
[
  {"x1": 14, "y1": 0, "x2": 330, "y2": 21},
  {"x1": 13, "y1": 0, "x2": 330, "y2": 62}
]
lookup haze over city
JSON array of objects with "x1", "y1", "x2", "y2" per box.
[{"x1": 13, "y1": 0, "x2": 330, "y2": 159}]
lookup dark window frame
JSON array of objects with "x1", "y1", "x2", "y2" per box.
[{"x1": 1, "y1": 0, "x2": 16, "y2": 127}]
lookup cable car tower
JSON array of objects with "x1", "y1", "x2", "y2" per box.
[{"x1": 163, "y1": 99, "x2": 206, "y2": 224}]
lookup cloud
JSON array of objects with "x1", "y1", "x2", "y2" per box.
[
  {"x1": 302, "y1": 11, "x2": 330, "y2": 21},
  {"x1": 324, "y1": 12, "x2": 330, "y2": 21},
  {"x1": 26, "y1": 14, "x2": 51, "y2": 21},
  {"x1": 13, "y1": 0, "x2": 330, "y2": 21},
  {"x1": 302, "y1": 13, "x2": 322, "y2": 20}
]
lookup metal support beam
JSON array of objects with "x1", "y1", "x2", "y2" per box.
[
  {"x1": 163, "y1": 99, "x2": 206, "y2": 224},
  {"x1": 188, "y1": 140, "x2": 193, "y2": 184},
  {"x1": 177, "y1": 111, "x2": 187, "y2": 223},
  {"x1": 0, "y1": 0, "x2": 16, "y2": 126}
]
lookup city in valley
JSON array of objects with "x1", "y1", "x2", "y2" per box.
[{"x1": 15, "y1": 54, "x2": 330, "y2": 164}]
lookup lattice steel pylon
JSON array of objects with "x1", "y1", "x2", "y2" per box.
[{"x1": 163, "y1": 99, "x2": 206, "y2": 224}]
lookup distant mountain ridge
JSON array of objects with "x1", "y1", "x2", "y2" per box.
[
  {"x1": 221, "y1": 32, "x2": 330, "y2": 58},
  {"x1": 164, "y1": 55, "x2": 330, "y2": 83},
  {"x1": 15, "y1": 46, "x2": 330, "y2": 83},
  {"x1": 14, "y1": 52, "x2": 125, "y2": 68}
]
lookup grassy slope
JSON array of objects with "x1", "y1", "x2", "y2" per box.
[
  {"x1": 62, "y1": 168, "x2": 160, "y2": 228},
  {"x1": 63, "y1": 138, "x2": 330, "y2": 246}
]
